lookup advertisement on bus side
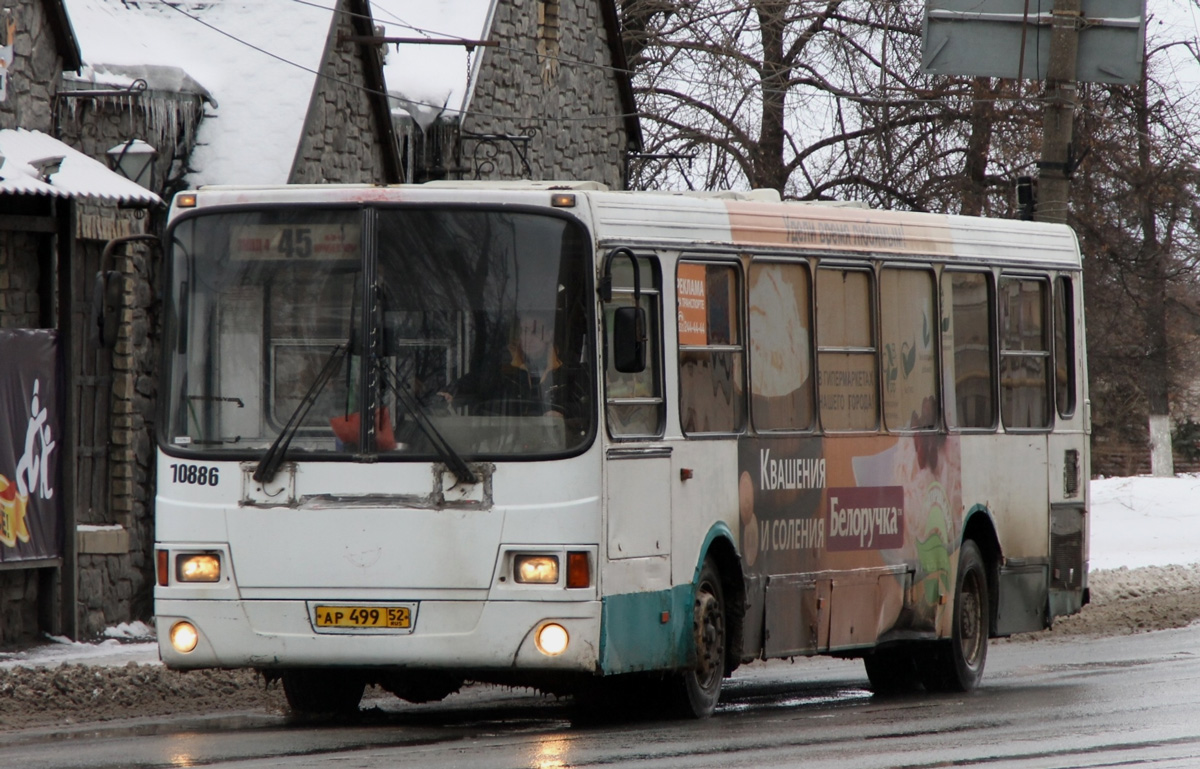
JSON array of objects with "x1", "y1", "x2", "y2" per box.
[{"x1": 737, "y1": 433, "x2": 961, "y2": 628}]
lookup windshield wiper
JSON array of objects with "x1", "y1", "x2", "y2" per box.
[
  {"x1": 376, "y1": 359, "x2": 477, "y2": 485},
  {"x1": 254, "y1": 344, "x2": 348, "y2": 484}
]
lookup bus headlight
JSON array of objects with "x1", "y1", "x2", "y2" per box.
[
  {"x1": 177, "y1": 553, "x2": 221, "y2": 582},
  {"x1": 515, "y1": 555, "x2": 559, "y2": 584},
  {"x1": 535, "y1": 623, "x2": 569, "y2": 656},
  {"x1": 169, "y1": 621, "x2": 199, "y2": 653}
]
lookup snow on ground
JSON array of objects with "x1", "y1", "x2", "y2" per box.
[
  {"x1": 0, "y1": 622, "x2": 156, "y2": 670},
  {"x1": 1089, "y1": 475, "x2": 1200, "y2": 571},
  {"x1": 4, "y1": 475, "x2": 1199, "y2": 668}
]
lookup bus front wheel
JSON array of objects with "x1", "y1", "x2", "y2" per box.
[
  {"x1": 281, "y1": 669, "x2": 365, "y2": 715},
  {"x1": 920, "y1": 539, "x2": 989, "y2": 692},
  {"x1": 670, "y1": 557, "x2": 726, "y2": 718}
]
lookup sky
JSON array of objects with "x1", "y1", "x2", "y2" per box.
[{"x1": 2, "y1": 473, "x2": 1197, "y2": 669}]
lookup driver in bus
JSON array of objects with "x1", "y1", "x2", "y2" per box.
[{"x1": 440, "y1": 312, "x2": 580, "y2": 419}]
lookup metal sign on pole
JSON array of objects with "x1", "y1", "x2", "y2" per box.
[
  {"x1": 923, "y1": 0, "x2": 1145, "y2": 84},
  {"x1": 921, "y1": 0, "x2": 1145, "y2": 223}
]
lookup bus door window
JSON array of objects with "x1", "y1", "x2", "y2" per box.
[
  {"x1": 816, "y1": 267, "x2": 877, "y2": 431},
  {"x1": 677, "y1": 261, "x2": 745, "y2": 435},
  {"x1": 941, "y1": 271, "x2": 997, "y2": 430},
  {"x1": 604, "y1": 254, "x2": 664, "y2": 438},
  {"x1": 748, "y1": 260, "x2": 814, "y2": 431},
  {"x1": 1054, "y1": 276, "x2": 1077, "y2": 418},
  {"x1": 880, "y1": 267, "x2": 939, "y2": 432},
  {"x1": 998, "y1": 276, "x2": 1052, "y2": 429}
]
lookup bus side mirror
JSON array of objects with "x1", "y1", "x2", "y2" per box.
[
  {"x1": 93, "y1": 270, "x2": 123, "y2": 349},
  {"x1": 612, "y1": 305, "x2": 646, "y2": 373}
]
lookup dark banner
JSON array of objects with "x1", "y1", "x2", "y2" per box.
[{"x1": 0, "y1": 329, "x2": 62, "y2": 564}]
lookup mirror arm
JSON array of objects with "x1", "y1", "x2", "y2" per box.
[{"x1": 600, "y1": 247, "x2": 641, "y2": 305}]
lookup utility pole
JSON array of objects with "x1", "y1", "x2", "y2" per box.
[{"x1": 1035, "y1": 0, "x2": 1082, "y2": 224}]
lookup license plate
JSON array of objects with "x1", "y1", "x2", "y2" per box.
[{"x1": 313, "y1": 604, "x2": 413, "y2": 630}]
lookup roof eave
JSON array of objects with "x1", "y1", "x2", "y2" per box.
[
  {"x1": 350, "y1": 0, "x2": 405, "y2": 184},
  {"x1": 45, "y1": 0, "x2": 83, "y2": 73},
  {"x1": 599, "y1": 0, "x2": 642, "y2": 153}
]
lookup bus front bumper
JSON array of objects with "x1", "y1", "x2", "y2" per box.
[{"x1": 155, "y1": 598, "x2": 602, "y2": 674}]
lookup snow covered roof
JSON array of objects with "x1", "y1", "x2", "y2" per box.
[
  {"x1": 62, "y1": 0, "x2": 335, "y2": 187},
  {"x1": 370, "y1": 0, "x2": 496, "y2": 130},
  {"x1": 0, "y1": 128, "x2": 162, "y2": 205},
  {"x1": 62, "y1": 63, "x2": 216, "y2": 105}
]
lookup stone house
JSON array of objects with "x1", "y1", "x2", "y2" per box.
[{"x1": 381, "y1": 0, "x2": 642, "y2": 185}]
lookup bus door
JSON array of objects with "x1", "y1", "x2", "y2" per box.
[
  {"x1": 991, "y1": 274, "x2": 1055, "y2": 633},
  {"x1": 598, "y1": 254, "x2": 679, "y2": 673},
  {"x1": 1046, "y1": 275, "x2": 1087, "y2": 619},
  {"x1": 602, "y1": 254, "x2": 670, "y2": 571}
]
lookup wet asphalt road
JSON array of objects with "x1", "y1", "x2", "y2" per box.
[{"x1": 4, "y1": 624, "x2": 1199, "y2": 769}]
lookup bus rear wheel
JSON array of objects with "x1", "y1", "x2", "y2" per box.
[
  {"x1": 669, "y1": 557, "x2": 726, "y2": 718},
  {"x1": 920, "y1": 539, "x2": 989, "y2": 692},
  {"x1": 281, "y1": 669, "x2": 365, "y2": 715}
]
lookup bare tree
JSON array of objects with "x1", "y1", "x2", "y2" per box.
[
  {"x1": 1070, "y1": 41, "x2": 1200, "y2": 473},
  {"x1": 623, "y1": 1, "x2": 1200, "y2": 473}
]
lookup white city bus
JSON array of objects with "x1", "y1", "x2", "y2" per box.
[{"x1": 148, "y1": 181, "x2": 1088, "y2": 718}]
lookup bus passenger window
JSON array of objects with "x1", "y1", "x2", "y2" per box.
[
  {"x1": 941, "y1": 272, "x2": 995, "y2": 430},
  {"x1": 749, "y1": 261, "x2": 813, "y2": 431},
  {"x1": 817, "y1": 268, "x2": 876, "y2": 431},
  {"x1": 999, "y1": 277, "x2": 1051, "y2": 429},
  {"x1": 880, "y1": 268, "x2": 938, "y2": 431},
  {"x1": 605, "y1": 256, "x2": 664, "y2": 437},
  {"x1": 1054, "y1": 276, "x2": 1076, "y2": 417},
  {"x1": 678, "y1": 262, "x2": 745, "y2": 434}
]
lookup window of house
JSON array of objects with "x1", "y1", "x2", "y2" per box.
[
  {"x1": 817, "y1": 267, "x2": 877, "y2": 431},
  {"x1": 749, "y1": 261, "x2": 814, "y2": 431},
  {"x1": 880, "y1": 267, "x2": 938, "y2": 431},
  {"x1": 999, "y1": 276, "x2": 1052, "y2": 429},
  {"x1": 678, "y1": 261, "x2": 745, "y2": 435},
  {"x1": 537, "y1": 0, "x2": 561, "y2": 83},
  {"x1": 605, "y1": 255, "x2": 664, "y2": 438},
  {"x1": 942, "y1": 271, "x2": 996, "y2": 430}
]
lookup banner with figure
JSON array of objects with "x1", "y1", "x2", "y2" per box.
[{"x1": 0, "y1": 330, "x2": 62, "y2": 563}]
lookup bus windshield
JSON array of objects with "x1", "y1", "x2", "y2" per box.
[{"x1": 163, "y1": 206, "x2": 595, "y2": 460}]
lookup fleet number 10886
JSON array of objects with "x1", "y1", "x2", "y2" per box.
[{"x1": 170, "y1": 463, "x2": 219, "y2": 486}]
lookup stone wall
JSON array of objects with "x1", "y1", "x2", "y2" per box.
[
  {"x1": 0, "y1": 569, "x2": 41, "y2": 648},
  {"x1": 289, "y1": 0, "x2": 392, "y2": 184},
  {"x1": 73, "y1": 224, "x2": 157, "y2": 639},
  {"x1": 0, "y1": 0, "x2": 62, "y2": 132},
  {"x1": 0, "y1": 227, "x2": 43, "y2": 329},
  {"x1": 51, "y1": 59, "x2": 201, "y2": 643},
  {"x1": 463, "y1": 0, "x2": 630, "y2": 187}
]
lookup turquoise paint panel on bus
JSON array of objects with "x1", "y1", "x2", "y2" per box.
[
  {"x1": 599, "y1": 524, "x2": 737, "y2": 675},
  {"x1": 599, "y1": 585, "x2": 693, "y2": 675}
]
